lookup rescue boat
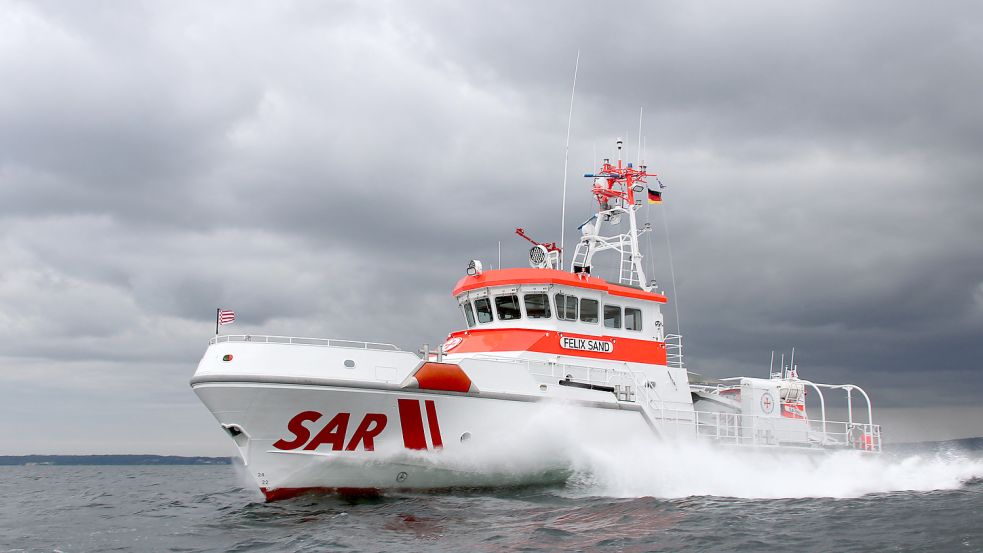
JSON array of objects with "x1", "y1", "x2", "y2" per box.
[{"x1": 191, "y1": 140, "x2": 882, "y2": 501}]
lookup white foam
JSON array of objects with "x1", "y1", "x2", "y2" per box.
[
  {"x1": 453, "y1": 402, "x2": 983, "y2": 499},
  {"x1": 565, "y1": 438, "x2": 983, "y2": 499}
]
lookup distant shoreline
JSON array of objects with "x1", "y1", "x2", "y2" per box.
[{"x1": 0, "y1": 455, "x2": 232, "y2": 466}]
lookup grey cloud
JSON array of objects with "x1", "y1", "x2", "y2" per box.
[{"x1": 1, "y1": 0, "x2": 981, "y2": 453}]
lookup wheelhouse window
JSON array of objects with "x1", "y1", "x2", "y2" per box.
[
  {"x1": 604, "y1": 305, "x2": 622, "y2": 329},
  {"x1": 554, "y1": 293, "x2": 578, "y2": 321},
  {"x1": 462, "y1": 301, "x2": 476, "y2": 328},
  {"x1": 580, "y1": 299, "x2": 599, "y2": 323},
  {"x1": 474, "y1": 298, "x2": 494, "y2": 323},
  {"x1": 624, "y1": 307, "x2": 642, "y2": 331},
  {"x1": 524, "y1": 293, "x2": 551, "y2": 319},
  {"x1": 494, "y1": 294, "x2": 522, "y2": 321}
]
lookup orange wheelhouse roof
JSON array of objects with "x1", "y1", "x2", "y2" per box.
[{"x1": 452, "y1": 268, "x2": 668, "y2": 303}]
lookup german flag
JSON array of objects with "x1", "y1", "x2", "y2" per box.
[{"x1": 647, "y1": 188, "x2": 663, "y2": 204}]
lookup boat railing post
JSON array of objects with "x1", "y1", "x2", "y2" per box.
[
  {"x1": 819, "y1": 386, "x2": 827, "y2": 444},
  {"x1": 750, "y1": 413, "x2": 755, "y2": 446},
  {"x1": 748, "y1": 413, "x2": 752, "y2": 446},
  {"x1": 849, "y1": 385, "x2": 876, "y2": 438},
  {"x1": 802, "y1": 381, "x2": 827, "y2": 444},
  {"x1": 847, "y1": 387, "x2": 854, "y2": 426},
  {"x1": 737, "y1": 413, "x2": 742, "y2": 445}
]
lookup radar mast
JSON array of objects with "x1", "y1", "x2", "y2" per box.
[{"x1": 571, "y1": 138, "x2": 660, "y2": 292}]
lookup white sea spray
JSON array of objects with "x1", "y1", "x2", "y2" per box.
[{"x1": 422, "y1": 401, "x2": 983, "y2": 499}]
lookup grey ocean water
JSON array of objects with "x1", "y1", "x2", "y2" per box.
[{"x1": 2, "y1": 444, "x2": 982, "y2": 553}]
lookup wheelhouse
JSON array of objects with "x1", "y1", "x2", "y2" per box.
[{"x1": 445, "y1": 268, "x2": 669, "y2": 365}]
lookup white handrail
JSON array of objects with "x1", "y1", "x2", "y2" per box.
[
  {"x1": 798, "y1": 380, "x2": 828, "y2": 444},
  {"x1": 844, "y1": 384, "x2": 874, "y2": 427},
  {"x1": 664, "y1": 333, "x2": 684, "y2": 369},
  {"x1": 657, "y1": 407, "x2": 881, "y2": 452},
  {"x1": 799, "y1": 381, "x2": 876, "y2": 437},
  {"x1": 209, "y1": 334, "x2": 400, "y2": 351}
]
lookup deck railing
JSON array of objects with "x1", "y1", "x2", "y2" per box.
[
  {"x1": 653, "y1": 407, "x2": 882, "y2": 452},
  {"x1": 209, "y1": 334, "x2": 400, "y2": 351}
]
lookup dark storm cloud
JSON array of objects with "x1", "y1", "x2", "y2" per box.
[
  {"x1": 419, "y1": 1, "x2": 983, "y2": 156},
  {"x1": 1, "y1": 0, "x2": 981, "y2": 454}
]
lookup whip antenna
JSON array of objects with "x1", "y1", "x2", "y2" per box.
[
  {"x1": 559, "y1": 50, "x2": 580, "y2": 269},
  {"x1": 662, "y1": 202, "x2": 682, "y2": 335}
]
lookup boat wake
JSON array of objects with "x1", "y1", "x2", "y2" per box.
[
  {"x1": 454, "y1": 403, "x2": 983, "y2": 500},
  {"x1": 563, "y1": 438, "x2": 983, "y2": 499}
]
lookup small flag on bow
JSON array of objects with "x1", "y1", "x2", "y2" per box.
[
  {"x1": 216, "y1": 308, "x2": 236, "y2": 335},
  {"x1": 218, "y1": 309, "x2": 236, "y2": 325}
]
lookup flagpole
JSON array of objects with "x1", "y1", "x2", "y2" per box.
[{"x1": 215, "y1": 308, "x2": 220, "y2": 336}]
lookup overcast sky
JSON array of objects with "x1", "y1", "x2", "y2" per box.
[{"x1": 1, "y1": 0, "x2": 981, "y2": 455}]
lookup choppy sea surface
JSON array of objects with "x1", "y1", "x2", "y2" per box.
[{"x1": 2, "y1": 443, "x2": 982, "y2": 552}]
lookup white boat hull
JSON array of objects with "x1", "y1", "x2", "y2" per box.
[{"x1": 192, "y1": 380, "x2": 652, "y2": 500}]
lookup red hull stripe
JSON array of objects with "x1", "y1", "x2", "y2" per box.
[
  {"x1": 447, "y1": 328, "x2": 668, "y2": 365},
  {"x1": 414, "y1": 362, "x2": 473, "y2": 393},
  {"x1": 397, "y1": 398, "x2": 428, "y2": 450},
  {"x1": 424, "y1": 400, "x2": 443, "y2": 449},
  {"x1": 452, "y1": 268, "x2": 667, "y2": 303},
  {"x1": 261, "y1": 486, "x2": 379, "y2": 502}
]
